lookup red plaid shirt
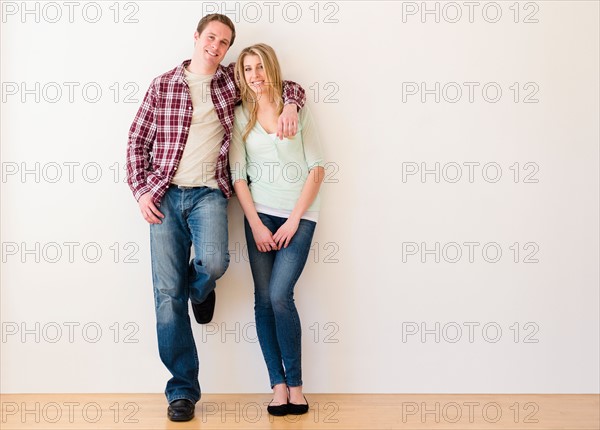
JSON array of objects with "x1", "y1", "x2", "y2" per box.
[{"x1": 126, "y1": 59, "x2": 305, "y2": 203}]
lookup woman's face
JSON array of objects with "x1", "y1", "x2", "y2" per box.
[{"x1": 243, "y1": 54, "x2": 268, "y2": 95}]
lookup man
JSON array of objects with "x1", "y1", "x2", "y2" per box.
[{"x1": 126, "y1": 14, "x2": 305, "y2": 422}]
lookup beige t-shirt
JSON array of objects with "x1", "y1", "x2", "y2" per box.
[{"x1": 170, "y1": 67, "x2": 224, "y2": 188}]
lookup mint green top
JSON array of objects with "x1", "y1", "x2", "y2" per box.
[{"x1": 229, "y1": 104, "x2": 324, "y2": 214}]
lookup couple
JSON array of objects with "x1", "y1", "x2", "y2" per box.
[{"x1": 125, "y1": 13, "x2": 324, "y2": 422}]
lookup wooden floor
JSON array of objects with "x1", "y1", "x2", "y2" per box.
[{"x1": 1, "y1": 394, "x2": 598, "y2": 429}]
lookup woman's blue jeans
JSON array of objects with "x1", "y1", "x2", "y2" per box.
[
  {"x1": 244, "y1": 213, "x2": 316, "y2": 388},
  {"x1": 149, "y1": 185, "x2": 229, "y2": 404}
]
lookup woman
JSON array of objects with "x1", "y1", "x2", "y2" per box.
[{"x1": 230, "y1": 43, "x2": 325, "y2": 416}]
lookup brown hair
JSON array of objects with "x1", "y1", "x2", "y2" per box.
[
  {"x1": 196, "y1": 14, "x2": 236, "y2": 47},
  {"x1": 234, "y1": 44, "x2": 284, "y2": 141}
]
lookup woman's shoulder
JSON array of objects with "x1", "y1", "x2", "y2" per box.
[
  {"x1": 234, "y1": 103, "x2": 246, "y2": 117},
  {"x1": 234, "y1": 104, "x2": 249, "y2": 126},
  {"x1": 298, "y1": 103, "x2": 314, "y2": 130}
]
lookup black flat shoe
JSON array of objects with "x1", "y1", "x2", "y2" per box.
[
  {"x1": 267, "y1": 400, "x2": 289, "y2": 416},
  {"x1": 167, "y1": 399, "x2": 195, "y2": 422},
  {"x1": 287, "y1": 395, "x2": 309, "y2": 415},
  {"x1": 192, "y1": 290, "x2": 216, "y2": 324}
]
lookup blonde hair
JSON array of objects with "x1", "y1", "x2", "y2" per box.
[{"x1": 234, "y1": 43, "x2": 284, "y2": 141}]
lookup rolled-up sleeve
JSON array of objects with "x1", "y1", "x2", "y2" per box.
[{"x1": 282, "y1": 80, "x2": 306, "y2": 110}]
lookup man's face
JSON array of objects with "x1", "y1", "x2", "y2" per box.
[{"x1": 194, "y1": 21, "x2": 232, "y2": 68}]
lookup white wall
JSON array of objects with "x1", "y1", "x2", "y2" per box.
[{"x1": 1, "y1": 1, "x2": 598, "y2": 394}]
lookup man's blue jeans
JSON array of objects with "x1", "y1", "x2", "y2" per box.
[
  {"x1": 150, "y1": 185, "x2": 229, "y2": 404},
  {"x1": 244, "y1": 213, "x2": 316, "y2": 388}
]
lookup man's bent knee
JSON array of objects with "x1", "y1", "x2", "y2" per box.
[{"x1": 192, "y1": 254, "x2": 229, "y2": 281}]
